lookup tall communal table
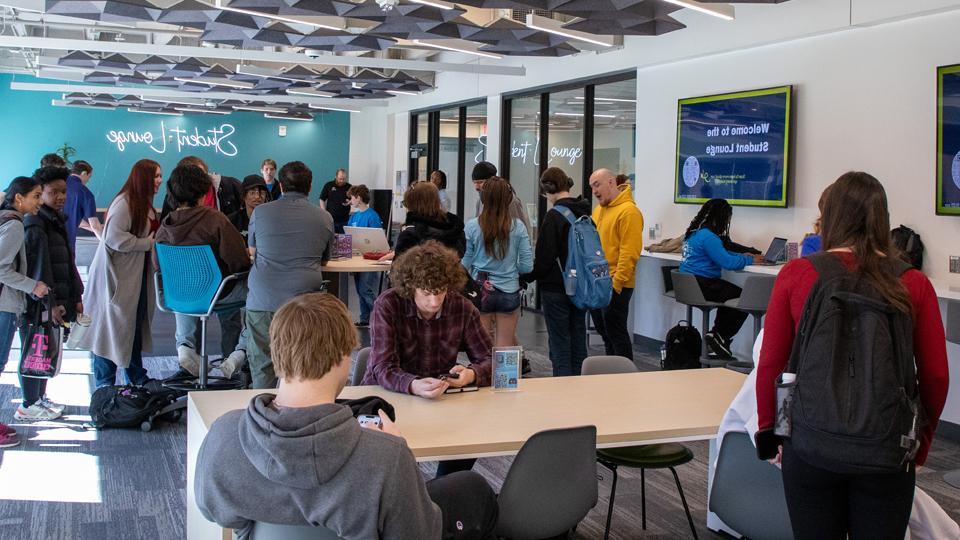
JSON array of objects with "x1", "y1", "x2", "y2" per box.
[
  {"x1": 186, "y1": 368, "x2": 746, "y2": 539},
  {"x1": 320, "y1": 255, "x2": 391, "y2": 305}
]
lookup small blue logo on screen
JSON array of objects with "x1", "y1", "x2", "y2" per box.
[
  {"x1": 952, "y1": 151, "x2": 960, "y2": 191},
  {"x1": 682, "y1": 156, "x2": 700, "y2": 188}
]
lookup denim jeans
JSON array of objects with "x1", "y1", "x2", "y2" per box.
[
  {"x1": 353, "y1": 272, "x2": 379, "y2": 324},
  {"x1": 0, "y1": 310, "x2": 19, "y2": 375},
  {"x1": 175, "y1": 282, "x2": 248, "y2": 356},
  {"x1": 541, "y1": 290, "x2": 587, "y2": 377},
  {"x1": 590, "y1": 287, "x2": 634, "y2": 361},
  {"x1": 479, "y1": 288, "x2": 522, "y2": 314}
]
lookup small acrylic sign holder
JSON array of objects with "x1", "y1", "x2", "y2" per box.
[{"x1": 492, "y1": 346, "x2": 522, "y2": 392}]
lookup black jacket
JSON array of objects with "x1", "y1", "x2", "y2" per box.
[
  {"x1": 394, "y1": 212, "x2": 466, "y2": 258},
  {"x1": 228, "y1": 209, "x2": 251, "y2": 244},
  {"x1": 520, "y1": 196, "x2": 592, "y2": 293},
  {"x1": 161, "y1": 175, "x2": 244, "y2": 222},
  {"x1": 23, "y1": 205, "x2": 84, "y2": 321}
]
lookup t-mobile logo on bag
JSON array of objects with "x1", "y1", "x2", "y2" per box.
[{"x1": 22, "y1": 334, "x2": 51, "y2": 371}]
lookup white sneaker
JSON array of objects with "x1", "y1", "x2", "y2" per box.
[
  {"x1": 178, "y1": 345, "x2": 201, "y2": 377},
  {"x1": 219, "y1": 350, "x2": 246, "y2": 379},
  {"x1": 15, "y1": 403, "x2": 62, "y2": 422},
  {"x1": 39, "y1": 396, "x2": 65, "y2": 414}
]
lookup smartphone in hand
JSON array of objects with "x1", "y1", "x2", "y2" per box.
[{"x1": 358, "y1": 414, "x2": 382, "y2": 428}]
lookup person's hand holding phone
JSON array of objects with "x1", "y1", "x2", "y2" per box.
[
  {"x1": 444, "y1": 365, "x2": 475, "y2": 388},
  {"x1": 410, "y1": 377, "x2": 449, "y2": 399},
  {"x1": 376, "y1": 409, "x2": 402, "y2": 438}
]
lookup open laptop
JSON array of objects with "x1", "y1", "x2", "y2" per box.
[
  {"x1": 343, "y1": 226, "x2": 389, "y2": 254},
  {"x1": 753, "y1": 237, "x2": 788, "y2": 266}
]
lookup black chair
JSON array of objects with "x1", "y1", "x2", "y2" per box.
[
  {"x1": 723, "y1": 275, "x2": 776, "y2": 373},
  {"x1": 495, "y1": 426, "x2": 599, "y2": 539},
  {"x1": 581, "y1": 356, "x2": 698, "y2": 540},
  {"x1": 670, "y1": 270, "x2": 729, "y2": 367},
  {"x1": 709, "y1": 432, "x2": 793, "y2": 540}
]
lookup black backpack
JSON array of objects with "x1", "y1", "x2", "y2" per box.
[
  {"x1": 89, "y1": 384, "x2": 181, "y2": 430},
  {"x1": 891, "y1": 225, "x2": 924, "y2": 271},
  {"x1": 787, "y1": 253, "x2": 921, "y2": 474},
  {"x1": 661, "y1": 321, "x2": 702, "y2": 370}
]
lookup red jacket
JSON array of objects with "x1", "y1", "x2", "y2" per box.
[{"x1": 755, "y1": 252, "x2": 949, "y2": 466}]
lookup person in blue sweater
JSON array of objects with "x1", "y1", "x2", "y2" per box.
[
  {"x1": 462, "y1": 177, "x2": 533, "y2": 348},
  {"x1": 679, "y1": 199, "x2": 763, "y2": 358},
  {"x1": 346, "y1": 184, "x2": 383, "y2": 327}
]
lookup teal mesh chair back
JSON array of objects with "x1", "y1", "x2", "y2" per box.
[{"x1": 155, "y1": 243, "x2": 223, "y2": 316}]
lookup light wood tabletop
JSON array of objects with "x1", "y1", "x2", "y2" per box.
[{"x1": 320, "y1": 254, "x2": 392, "y2": 273}]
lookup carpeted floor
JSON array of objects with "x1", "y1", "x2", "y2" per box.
[{"x1": 1, "y1": 311, "x2": 959, "y2": 539}]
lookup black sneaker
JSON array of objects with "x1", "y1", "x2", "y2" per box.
[
  {"x1": 355, "y1": 321, "x2": 369, "y2": 328},
  {"x1": 705, "y1": 332, "x2": 733, "y2": 359}
]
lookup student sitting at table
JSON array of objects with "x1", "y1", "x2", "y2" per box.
[
  {"x1": 195, "y1": 292, "x2": 499, "y2": 540},
  {"x1": 363, "y1": 240, "x2": 492, "y2": 397},
  {"x1": 679, "y1": 198, "x2": 764, "y2": 359}
]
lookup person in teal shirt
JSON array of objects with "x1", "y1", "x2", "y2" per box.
[{"x1": 347, "y1": 185, "x2": 383, "y2": 327}]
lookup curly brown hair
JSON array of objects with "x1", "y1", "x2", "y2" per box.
[
  {"x1": 390, "y1": 240, "x2": 467, "y2": 298},
  {"x1": 347, "y1": 184, "x2": 370, "y2": 204}
]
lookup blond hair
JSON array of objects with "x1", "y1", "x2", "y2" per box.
[{"x1": 270, "y1": 293, "x2": 358, "y2": 381}]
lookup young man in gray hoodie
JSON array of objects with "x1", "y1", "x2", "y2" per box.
[{"x1": 195, "y1": 292, "x2": 498, "y2": 539}]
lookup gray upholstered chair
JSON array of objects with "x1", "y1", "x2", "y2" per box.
[
  {"x1": 723, "y1": 274, "x2": 776, "y2": 373},
  {"x1": 495, "y1": 425, "x2": 599, "y2": 539},
  {"x1": 350, "y1": 347, "x2": 370, "y2": 386},
  {"x1": 670, "y1": 270, "x2": 729, "y2": 367},
  {"x1": 249, "y1": 522, "x2": 344, "y2": 540}
]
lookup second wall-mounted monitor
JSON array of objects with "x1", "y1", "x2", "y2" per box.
[{"x1": 675, "y1": 85, "x2": 793, "y2": 208}]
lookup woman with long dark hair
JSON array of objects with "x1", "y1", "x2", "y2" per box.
[
  {"x1": 0, "y1": 177, "x2": 50, "y2": 442},
  {"x1": 76, "y1": 159, "x2": 162, "y2": 387},
  {"x1": 461, "y1": 177, "x2": 532, "y2": 347},
  {"x1": 679, "y1": 198, "x2": 762, "y2": 358},
  {"x1": 755, "y1": 172, "x2": 949, "y2": 538}
]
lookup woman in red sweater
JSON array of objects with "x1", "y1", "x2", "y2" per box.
[{"x1": 755, "y1": 172, "x2": 949, "y2": 539}]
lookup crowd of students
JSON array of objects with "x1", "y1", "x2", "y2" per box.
[{"x1": 0, "y1": 150, "x2": 952, "y2": 539}]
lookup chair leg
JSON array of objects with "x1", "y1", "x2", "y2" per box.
[
  {"x1": 640, "y1": 467, "x2": 646, "y2": 530},
  {"x1": 603, "y1": 462, "x2": 618, "y2": 540},
  {"x1": 669, "y1": 466, "x2": 698, "y2": 540},
  {"x1": 700, "y1": 308, "x2": 711, "y2": 360},
  {"x1": 199, "y1": 316, "x2": 208, "y2": 389}
]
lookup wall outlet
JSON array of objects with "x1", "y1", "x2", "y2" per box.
[
  {"x1": 278, "y1": 125, "x2": 287, "y2": 137},
  {"x1": 951, "y1": 256, "x2": 960, "y2": 274}
]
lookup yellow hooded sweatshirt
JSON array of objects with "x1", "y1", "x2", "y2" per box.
[{"x1": 592, "y1": 185, "x2": 644, "y2": 293}]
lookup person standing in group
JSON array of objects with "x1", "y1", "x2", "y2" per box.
[
  {"x1": 471, "y1": 162, "x2": 531, "y2": 236},
  {"x1": 260, "y1": 158, "x2": 282, "y2": 202},
  {"x1": 520, "y1": 168, "x2": 591, "y2": 376},
  {"x1": 346, "y1": 184, "x2": 382, "y2": 327},
  {"x1": 64, "y1": 159, "x2": 101, "y2": 248},
  {"x1": 679, "y1": 199, "x2": 764, "y2": 359},
  {"x1": 0, "y1": 177, "x2": 50, "y2": 445},
  {"x1": 155, "y1": 164, "x2": 251, "y2": 380},
  {"x1": 228, "y1": 175, "x2": 270, "y2": 242},
  {"x1": 246, "y1": 161, "x2": 335, "y2": 389},
  {"x1": 588, "y1": 168, "x2": 644, "y2": 361},
  {"x1": 160, "y1": 156, "x2": 242, "y2": 221},
  {"x1": 393, "y1": 182, "x2": 465, "y2": 259},
  {"x1": 319, "y1": 168, "x2": 351, "y2": 233},
  {"x1": 76, "y1": 159, "x2": 162, "y2": 388},
  {"x1": 16, "y1": 167, "x2": 84, "y2": 422},
  {"x1": 430, "y1": 170, "x2": 451, "y2": 212},
  {"x1": 755, "y1": 172, "x2": 949, "y2": 539},
  {"x1": 461, "y1": 177, "x2": 533, "y2": 348}
]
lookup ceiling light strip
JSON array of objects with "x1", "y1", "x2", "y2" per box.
[
  {"x1": 411, "y1": 39, "x2": 502, "y2": 60},
  {"x1": 211, "y1": 0, "x2": 343, "y2": 30},
  {"x1": 661, "y1": 0, "x2": 735, "y2": 21},
  {"x1": 407, "y1": 0, "x2": 455, "y2": 10},
  {"x1": 175, "y1": 107, "x2": 231, "y2": 114},
  {"x1": 524, "y1": 14, "x2": 614, "y2": 48},
  {"x1": 127, "y1": 108, "x2": 183, "y2": 116},
  {"x1": 264, "y1": 113, "x2": 313, "y2": 121}
]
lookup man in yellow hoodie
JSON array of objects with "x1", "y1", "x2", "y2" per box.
[{"x1": 589, "y1": 169, "x2": 644, "y2": 361}]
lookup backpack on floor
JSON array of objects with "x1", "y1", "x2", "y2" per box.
[
  {"x1": 661, "y1": 320, "x2": 702, "y2": 370},
  {"x1": 787, "y1": 252, "x2": 921, "y2": 474},
  {"x1": 89, "y1": 384, "x2": 180, "y2": 430},
  {"x1": 891, "y1": 225, "x2": 924, "y2": 271},
  {"x1": 554, "y1": 206, "x2": 613, "y2": 310}
]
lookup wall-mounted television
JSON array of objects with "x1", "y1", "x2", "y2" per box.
[
  {"x1": 937, "y1": 64, "x2": 960, "y2": 215},
  {"x1": 674, "y1": 85, "x2": 793, "y2": 208}
]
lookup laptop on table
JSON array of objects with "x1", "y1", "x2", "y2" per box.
[
  {"x1": 343, "y1": 226, "x2": 390, "y2": 255},
  {"x1": 753, "y1": 237, "x2": 788, "y2": 266}
]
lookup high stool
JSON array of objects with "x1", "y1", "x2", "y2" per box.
[
  {"x1": 670, "y1": 270, "x2": 729, "y2": 367},
  {"x1": 661, "y1": 265, "x2": 693, "y2": 323},
  {"x1": 943, "y1": 302, "x2": 960, "y2": 488},
  {"x1": 722, "y1": 275, "x2": 776, "y2": 373}
]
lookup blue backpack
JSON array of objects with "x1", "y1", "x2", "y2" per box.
[{"x1": 555, "y1": 206, "x2": 613, "y2": 310}]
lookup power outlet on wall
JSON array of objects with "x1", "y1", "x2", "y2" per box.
[{"x1": 951, "y1": 256, "x2": 960, "y2": 274}]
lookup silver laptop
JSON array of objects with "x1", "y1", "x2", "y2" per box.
[
  {"x1": 343, "y1": 226, "x2": 389, "y2": 254},
  {"x1": 754, "y1": 237, "x2": 788, "y2": 266}
]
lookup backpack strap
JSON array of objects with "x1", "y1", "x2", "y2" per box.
[
  {"x1": 554, "y1": 205, "x2": 577, "y2": 226},
  {"x1": 806, "y1": 252, "x2": 847, "y2": 282}
]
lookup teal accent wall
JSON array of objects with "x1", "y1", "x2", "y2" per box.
[{"x1": 0, "y1": 74, "x2": 351, "y2": 207}]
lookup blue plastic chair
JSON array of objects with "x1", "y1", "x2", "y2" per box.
[{"x1": 154, "y1": 243, "x2": 247, "y2": 390}]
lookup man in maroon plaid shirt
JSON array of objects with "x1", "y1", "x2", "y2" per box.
[{"x1": 362, "y1": 241, "x2": 493, "y2": 399}]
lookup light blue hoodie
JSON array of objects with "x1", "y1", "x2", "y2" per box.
[{"x1": 462, "y1": 218, "x2": 533, "y2": 293}]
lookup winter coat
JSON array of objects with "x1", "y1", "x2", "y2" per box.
[{"x1": 23, "y1": 205, "x2": 84, "y2": 321}]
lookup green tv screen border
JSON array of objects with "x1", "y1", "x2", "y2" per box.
[
  {"x1": 937, "y1": 64, "x2": 960, "y2": 215},
  {"x1": 675, "y1": 85, "x2": 792, "y2": 208}
]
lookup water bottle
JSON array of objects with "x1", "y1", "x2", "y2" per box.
[{"x1": 774, "y1": 373, "x2": 796, "y2": 437}]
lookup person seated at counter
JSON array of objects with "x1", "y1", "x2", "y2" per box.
[
  {"x1": 195, "y1": 292, "x2": 499, "y2": 540},
  {"x1": 362, "y1": 240, "x2": 492, "y2": 398},
  {"x1": 679, "y1": 198, "x2": 764, "y2": 359}
]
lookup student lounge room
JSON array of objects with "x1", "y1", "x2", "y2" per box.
[{"x1": 3, "y1": 1, "x2": 960, "y2": 539}]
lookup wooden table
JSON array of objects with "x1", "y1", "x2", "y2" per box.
[
  {"x1": 319, "y1": 255, "x2": 391, "y2": 305},
  {"x1": 186, "y1": 369, "x2": 746, "y2": 539}
]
